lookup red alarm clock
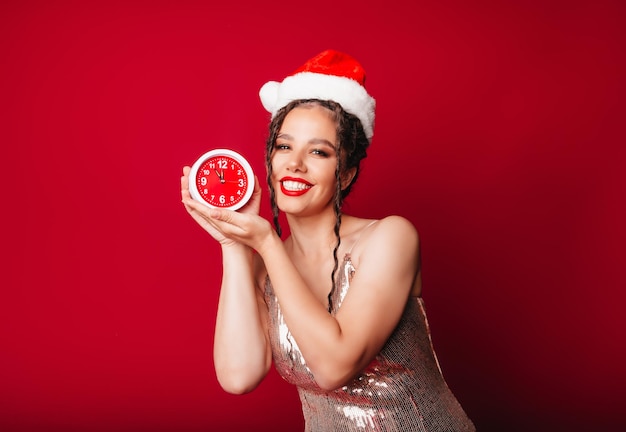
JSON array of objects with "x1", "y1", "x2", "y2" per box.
[{"x1": 188, "y1": 149, "x2": 254, "y2": 211}]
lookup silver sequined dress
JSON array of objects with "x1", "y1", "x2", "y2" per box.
[{"x1": 265, "y1": 254, "x2": 476, "y2": 432}]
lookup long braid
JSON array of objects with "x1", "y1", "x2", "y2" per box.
[
  {"x1": 266, "y1": 158, "x2": 282, "y2": 238},
  {"x1": 265, "y1": 108, "x2": 287, "y2": 238},
  {"x1": 328, "y1": 125, "x2": 344, "y2": 313},
  {"x1": 327, "y1": 101, "x2": 350, "y2": 313},
  {"x1": 328, "y1": 205, "x2": 342, "y2": 313}
]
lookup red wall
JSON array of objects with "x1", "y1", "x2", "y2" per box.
[{"x1": 2, "y1": 1, "x2": 624, "y2": 431}]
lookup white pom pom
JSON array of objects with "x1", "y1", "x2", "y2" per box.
[{"x1": 259, "y1": 81, "x2": 280, "y2": 115}]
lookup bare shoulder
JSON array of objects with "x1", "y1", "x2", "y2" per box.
[
  {"x1": 348, "y1": 215, "x2": 422, "y2": 301},
  {"x1": 371, "y1": 216, "x2": 419, "y2": 248},
  {"x1": 351, "y1": 216, "x2": 419, "y2": 267},
  {"x1": 376, "y1": 215, "x2": 418, "y2": 234}
]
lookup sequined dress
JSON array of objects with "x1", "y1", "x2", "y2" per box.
[{"x1": 265, "y1": 254, "x2": 475, "y2": 432}]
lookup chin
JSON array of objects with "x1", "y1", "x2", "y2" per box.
[{"x1": 276, "y1": 200, "x2": 307, "y2": 215}]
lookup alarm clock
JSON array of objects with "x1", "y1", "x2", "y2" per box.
[{"x1": 188, "y1": 149, "x2": 255, "y2": 211}]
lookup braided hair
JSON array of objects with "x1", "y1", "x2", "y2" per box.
[{"x1": 264, "y1": 99, "x2": 370, "y2": 312}]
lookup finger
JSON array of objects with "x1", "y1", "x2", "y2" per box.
[
  {"x1": 254, "y1": 175, "x2": 262, "y2": 194},
  {"x1": 250, "y1": 176, "x2": 263, "y2": 202},
  {"x1": 181, "y1": 166, "x2": 191, "y2": 186},
  {"x1": 181, "y1": 166, "x2": 192, "y2": 200},
  {"x1": 181, "y1": 176, "x2": 188, "y2": 195},
  {"x1": 184, "y1": 200, "x2": 226, "y2": 232},
  {"x1": 186, "y1": 200, "x2": 226, "y2": 226},
  {"x1": 208, "y1": 208, "x2": 234, "y2": 224},
  {"x1": 208, "y1": 209, "x2": 253, "y2": 238},
  {"x1": 183, "y1": 196, "x2": 207, "y2": 214},
  {"x1": 181, "y1": 183, "x2": 192, "y2": 201}
]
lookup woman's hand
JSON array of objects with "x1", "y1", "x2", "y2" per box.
[{"x1": 181, "y1": 166, "x2": 271, "y2": 249}]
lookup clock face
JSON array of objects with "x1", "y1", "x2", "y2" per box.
[{"x1": 189, "y1": 149, "x2": 254, "y2": 211}]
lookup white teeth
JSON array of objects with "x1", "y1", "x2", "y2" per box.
[{"x1": 282, "y1": 180, "x2": 311, "y2": 191}]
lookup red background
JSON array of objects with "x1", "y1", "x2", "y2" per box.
[{"x1": 2, "y1": 1, "x2": 625, "y2": 431}]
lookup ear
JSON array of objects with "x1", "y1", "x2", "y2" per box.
[{"x1": 340, "y1": 167, "x2": 357, "y2": 191}]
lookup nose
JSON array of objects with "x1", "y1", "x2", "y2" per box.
[{"x1": 287, "y1": 151, "x2": 306, "y2": 172}]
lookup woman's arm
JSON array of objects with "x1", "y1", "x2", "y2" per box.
[
  {"x1": 207, "y1": 210, "x2": 420, "y2": 391},
  {"x1": 213, "y1": 245, "x2": 272, "y2": 394},
  {"x1": 181, "y1": 168, "x2": 271, "y2": 394},
  {"x1": 259, "y1": 216, "x2": 419, "y2": 390}
]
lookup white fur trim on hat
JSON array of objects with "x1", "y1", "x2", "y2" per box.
[{"x1": 259, "y1": 71, "x2": 376, "y2": 141}]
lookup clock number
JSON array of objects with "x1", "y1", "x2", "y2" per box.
[
  {"x1": 238, "y1": 179, "x2": 244, "y2": 187},
  {"x1": 200, "y1": 177, "x2": 207, "y2": 186},
  {"x1": 219, "y1": 195, "x2": 225, "y2": 204},
  {"x1": 218, "y1": 160, "x2": 227, "y2": 169},
  {"x1": 202, "y1": 169, "x2": 210, "y2": 175}
]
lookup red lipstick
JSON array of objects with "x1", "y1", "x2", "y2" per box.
[{"x1": 279, "y1": 177, "x2": 313, "y2": 197}]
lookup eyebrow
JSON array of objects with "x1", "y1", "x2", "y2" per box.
[{"x1": 277, "y1": 133, "x2": 337, "y2": 150}]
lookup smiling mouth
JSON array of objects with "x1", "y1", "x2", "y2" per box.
[{"x1": 281, "y1": 180, "x2": 312, "y2": 192}]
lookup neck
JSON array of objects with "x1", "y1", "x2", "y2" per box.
[{"x1": 285, "y1": 208, "x2": 340, "y2": 258}]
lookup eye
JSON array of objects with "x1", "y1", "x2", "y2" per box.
[
  {"x1": 311, "y1": 148, "x2": 329, "y2": 157},
  {"x1": 274, "y1": 142, "x2": 291, "y2": 151}
]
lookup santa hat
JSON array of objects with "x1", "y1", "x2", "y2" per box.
[{"x1": 259, "y1": 49, "x2": 376, "y2": 141}]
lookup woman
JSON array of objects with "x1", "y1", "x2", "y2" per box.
[{"x1": 181, "y1": 50, "x2": 475, "y2": 431}]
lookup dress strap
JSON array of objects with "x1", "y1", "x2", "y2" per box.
[{"x1": 347, "y1": 220, "x2": 379, "y2": 254}]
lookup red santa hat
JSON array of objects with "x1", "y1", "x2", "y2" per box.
[{"x1": 259, "y1": 49, "x2": 376, "y2": 142}]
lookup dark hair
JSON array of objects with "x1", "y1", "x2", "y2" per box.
[{"x1": 264, "y1": 99, "x2": 370, "y2": 312}]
